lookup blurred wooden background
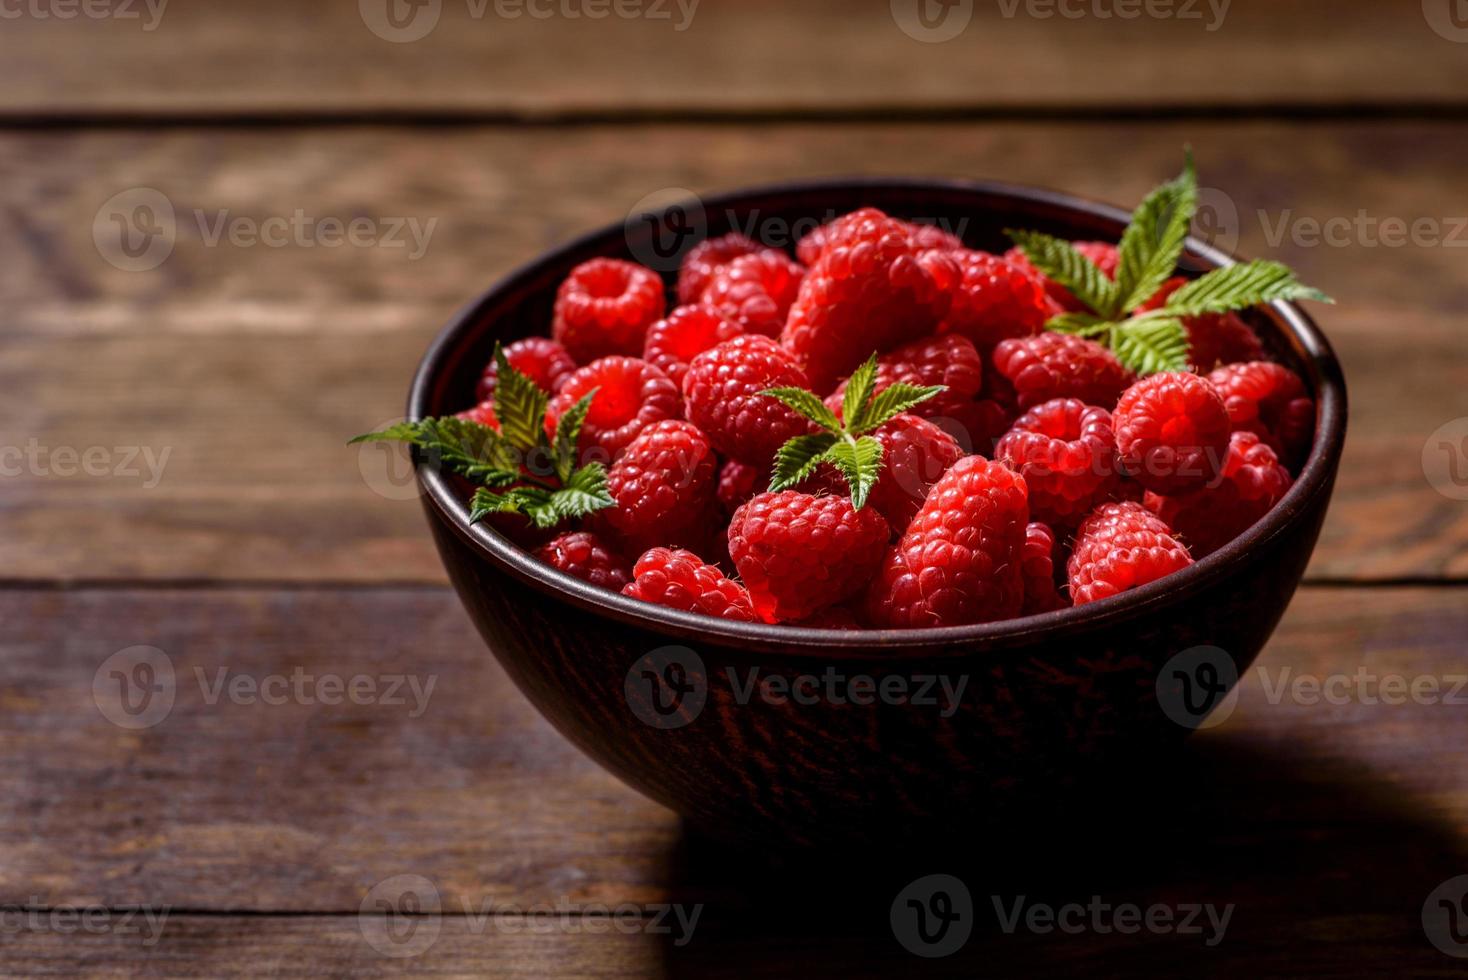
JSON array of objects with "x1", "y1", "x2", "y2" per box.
[{"x1": 2, "y1": 1, "x2": 1467, "y2": 975}]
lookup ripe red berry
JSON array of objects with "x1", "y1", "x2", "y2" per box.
[
  {"x1": 477, "y1": 337, "x2": 577, "y2": 403},
  {"x1": 829, "y1": 334, "x2": 984, "y2": 424},
  {"x1": 1113, "y1": 371, "x2": 1232, "y2": 494},
  {"x1": 455, "y1": 402, "x2": 502, "y2": 431},
  {"x1": 676, "y1": 232, "x2": 764, "y2": 305},
  {"x1": 992, "y1": 333, "x2": 1133, "y2": 411},
  {"x1": 683, "y1": 335, "x2": 815, "y2": 467},
  {"x1": 1206, "y1": 360, "x2": 1314, "y2": 470},
  {"x1": 553, "y1": 258, "x2": 666, "y2": 365},
  {"x1": 1004, "y1": 241, "x2": 1119, "y2": 313},
  {"x1": 797, "y1": 212, "x2": 962, "y2": 266},
  {"x1": 546, "y1": 356, "x2": 681, "y2": 462},
  {"x1": 997, "y1": 398, "x2": 1122, "y2": 529},
  {"x1": 716, "y1": 458, "x2": 766, "y2": 515},
  {"x1": 1146, "y1": 431, "x2": 1293, "y2": 558},
  {"x1": 865, "y1": 456, "x2": 1029, "y2": 628},
  {"x1": 599, "y1": 420, "x2": 718, "y2": 557},
  {"x1": 1020, "y1": 521, "x2": 1068, "y2": 615},
  {"x1": 1137, "y1": 277, "x2": 1265, "y2": 372},
  {"x1": 939, "y1": 250, "x2": 1050, "y2": 353},
  {"x1": 622, "y1": 547, "x2": 756, "y2": 622},
  {"x1": 701, "y1": 250, "x2": 806, "y2": 338},
  {"x1": 642, "y1": 305, "x2": 743, "y2": 388},
  {"x1": 800, "y1": 413, "x2": 964, "y2": 533},
  {"x1": 533, "y1": 531, "x2": 631, "y2": 591},
  {"x1": 1067, "y1": 501, "x2": 1193, "y2": 606},
  {"x1": 729, "y1": 491, "x2": 890, "y2": 623}
]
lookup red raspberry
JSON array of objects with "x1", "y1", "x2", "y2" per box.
[
  {"x1": 1113, "y1": 371, "x2": 1232, "y2": 494},
  {"x1": 728, "y1": 491, "x2": 890, "y2": 623},
  {"x1": 477, "y1": 337, "x2": 577, "y2": 403},
  {"x1": 782, "y1": 209, "x2": 958, "y2": 392},
  {"x1": 716, "y1": 458, "x2": 766, "y2": 515},
  {"x1": 1004, "y1": 241, "x2": 1119, "y2": 313},
  {"x1": 676, "y1": 232, "x2": 763, "y2": 305},
  {"x1": 1206, "y1": 361, "x2": 1314, "y2": 470},
  {"x1": 905, "y1": 221, "x2": 965, "y2": 253},
  {"x1": 533, "y1": 531, "x2": 631, "y2": 591},
  {"x1": 599, "y1": 420, "x2": 718, "y2": 556},
  {"x1": 455, "y1": 402, "x2": 502, "y2": 431},
  {"x1": 701, "y1": 250, "x2": 806, "y2": 338},
  {"x1": 546, "y1": 356, "x2": 681, "y2": 462},
  {"x1": 939, "y1": 250, "x2": 1050, "y2": 353},
  {"x1": 1137, "y1": 277, "x2": 1265, "y2": 372},
  {"x1": 683, "y1": 335, "x2": 815, "y2": 467},
  {"x1": 1146, "y1": 431, "x2": 1293, "y2": 558},
  {"x1": 992, "y1": 333, "x2": 1133, "y2": 411},
  {"x1": 1067, "y1": 501, "x2": 1193, "y2": 606},
  {"x1": 552, "y1": 258, "x2": 666, "y2": 364},
  {"x1": 1020, "y1": 521, "x2": 1068, "y2": 615},
  {"x1": 829, "y1": 334, "x2": 984, "y2": 420},
  {"x1": 997, "y1": 398, "x2": 1121, "y2": 529},
  {"x1": 642, "y1": 305, "x2": 743, "y2": 388},
  {"x1": 800, "y1": 414, "x2": 964, "y2": 533},
  {"x1": 622, "y1": 547, "x2": 755, "y2": 622},
  {"x1": 865, "y1": 456, "x2": 1029, "y2": 628},
  {"x1": 797, "y1": 212, "x2": 963, "y2": 266}
]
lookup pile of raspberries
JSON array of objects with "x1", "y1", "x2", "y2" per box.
[{"x1": 463, "y1": 208, "x2": 1313, "y2": 629}]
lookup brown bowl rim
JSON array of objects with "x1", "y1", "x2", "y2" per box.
[{"x1": 408, "y1": 177, "x2": 1347, "y2": 659}]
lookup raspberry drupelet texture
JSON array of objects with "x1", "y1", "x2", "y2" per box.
[
  {"x1": 533, "y1": 531, "x2": 631, "y2": 591},
  {"x1": 1139, "y1": 277, "x2": 1266, "y2": 372},
  {"x1": 622, "y1": 548, "x2": 755, "y2": 621},
  {"x1": 1207, "y1": 360, "x2": 1315, "y2": 470},
  {"x1": 992, "y1": 333, "x2": 1134, "y2": 411},
  {"x1": 682, "y1": 335, "x2": 816, "y2": 467},
  {"x1": 939, "y1": 250, "x2": 1051, "y2": 353},
  {"x1": 865, "y1": 456, "x2": 1029, "y2": 628},
  {"x1": 1004, "y1": 241, "x2": 1120, "y2": 313},
  {"x1": 829, "y1": 334, "x2": 985, "y2": 428},
  {"x1": 676, "y1": 232, "x2": 764, "y2": 305},
  {"x1": 1146, "y1": 430, "x2": 1293, "y2": 558},
  {"x1": 716, "y1": 458, "x2": 766, "y2": 516},
  {"x1": 552, "y1": 258, "x2": 667, "y2": 364},
  {"x1": 546, "y1": 356, "x2": 681, "y2": 462},
  {"x1": 1112, "y1": 371, "x2": 1232, "y2": 494},
  {"x1": 1019, "y1": 521, "x2": 1068, "y2": 614},
  {"x1": 728, "y1": 491, "x2": 890, "y2": 623},
  {"x1": 796, "y1": 211, "x2": 961, "y2": 267},
  {"x1": 1067, "y1": 501, "x2": 1193, "y2": 606},
  {"x1": 642, "y1": 305, "x2": 743, "y2": 388},
  {"x1": 997, "y1": 398, "x2": 1122, "y2": 529},
  {"x1": 701, "y1": 251, "x2": 806, "y2": 338},
  {"x1": 455, "y1": 401, "x2": 502, "y2": 431},
  {"x1": 477, "y1": 337, "x2": 577, "y2": 403},
  {"x1": 599, "y1": 420, "x2": 719, "y2": 557}
]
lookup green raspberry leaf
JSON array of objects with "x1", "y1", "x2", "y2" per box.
[
  {"x1": 1162, "y1": 259, "x2": 1334, "y2": 317},
  {"x1": 492, "y1": 342, "x2": 551, "y2": 454},
  {"x1": 1112, "y1": 317, "x2": 1191, "y2": 376},
  {"x1": 551, "y1": 463, "x2": 615, "y2": 520},
  {"x1": 858, "y1": 383, "x2": 946, "y2": 433},
  {"x1": 468, "y1": 463, "x2": 613, "y2": 530},
  {"x1": 551, "y1": 388, "x2": 597, "y2": 484},
  {"x1": 839, "y1": 354, "x2": 880, "y2": 430},
  {"x1": 768, "y1": 432, "x2": 840, "y2": 493},
  {"x1": 1045, "y1": 311, "x2": 1115, "y2": 340},
  {"x1": 349, "y1": 417, "x2": 521, "y2": 487},
  {"x1": 1006, "y1": 228, "x2": 1121, "y2": 319},
  {"x1": 825, "y1": 436, "x2": 884, "y2": 511},
  {"x1": 761, "y1": 386, "x2": 843, "y2": 434},
  {"x1": 1115, "y1": 153, "x2": 1199, "y2": 313}
]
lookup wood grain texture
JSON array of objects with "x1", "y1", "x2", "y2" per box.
[
  {"x1": 0, "y1": 0, "x2": 1463, "y2": 117},
  {"x1": 2, "y1": 121, "x2": 1464, "y2": 583}
]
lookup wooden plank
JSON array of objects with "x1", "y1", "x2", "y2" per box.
[
  {"x1": 2, "y1": 121, "x2": 1464, "y2": 583},
  {"x1": 0, "y1": 0, "x2": 1464, "y2": 117}
]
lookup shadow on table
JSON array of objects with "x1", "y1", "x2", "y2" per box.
[{"x1": 653, "y1": 737, "x2": 1468, "y2": 978}]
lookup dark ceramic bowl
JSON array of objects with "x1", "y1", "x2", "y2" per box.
[{"x1": 409, "y1": 179, "x2": 1346, "y2": 847}]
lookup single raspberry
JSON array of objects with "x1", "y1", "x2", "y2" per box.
[
  {"x1": 1137, "y1": 277, "x2": 1266, "y2": 372},
  {"x1": 642, "y1": 305, "x2": 743, "y2": 388},
  {"x1": 477, "y1": 337, "x2": 577, "y2": 403},
  {"x1": 728, "y1": 491, "x2": 890, "y2": 623},
  {"x1": 701, "y1": 250, "x2": 806, "y2": 338},
  {"x1": 683, "y1": 335, "x2": 815, "y2": 467},
  {"x1": 598, "y1": 420, "x2": 718, "y2": 556},
  {"x1": 1146, "y1": 431, "x2": 1293, "y2": 558},
  {"x1": 865, "y1": 456, "x2": 1029, "y2": 628},
  {"x1": 552, "y1": 258, "x2": 666, "y2": 364},
  {"x1": 1067, "y1": 501, "x2": 1193, "y2": 606},
  {"x1": 797, "y1": 212, "x2": 963, "y2": 266},
  {"x1": 1020, "y1": 521, "x2": 1068, "y2": 614},
  {"x1": 939, "y1": 250, "x2": 1050, "y2": 353},
  {"x1": 533, "y1": 531, "x2": 631, "y2": 591},
  {"x1": 997, "y1": 398, "x2": 1121, "y2": 529},
  {"x1": 992, "y1": 333, "x2": 1133, "y2": 411},
  {"x1": 622, "y1": 547, "x2": 755, "y2": 622},
  {"x1": 716, "y1": 458, "x2": 766, "y2": 515},
  {"x1": 905, "y1": 221, "x2": 965, "y2": 253},
  {"x1": 1004, "y1": 241, "x2": 1119, "y2": 312},
  {"x1": 799, "y1": 413, "x2": 965, "y2": 533},
  {"x1": 1113, "y1": 371, "x2": 1232, "y2": 494},
  {"x1": 1206, "y1": 361, "x2": 1314, "y2": 470},
  {"x1": 829, "y1": 334, "x2": 984, "y2": 420},
  {"x1": 546, "y1": 356, "x2": 681, "y2": 462},
  {"x1": 455, "y1": 402, "x2": 502, "y2": 431},
  {"x1": 782, "y1": 209, "x2": 957, "y2": 392},
  {"x1": 676, "y1": 232, "x2": 763, "y2": 305}
]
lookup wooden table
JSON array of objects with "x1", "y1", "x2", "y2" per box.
[{"x1": 3, "y1": 1, "x2": 1467, "y2": 974}]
